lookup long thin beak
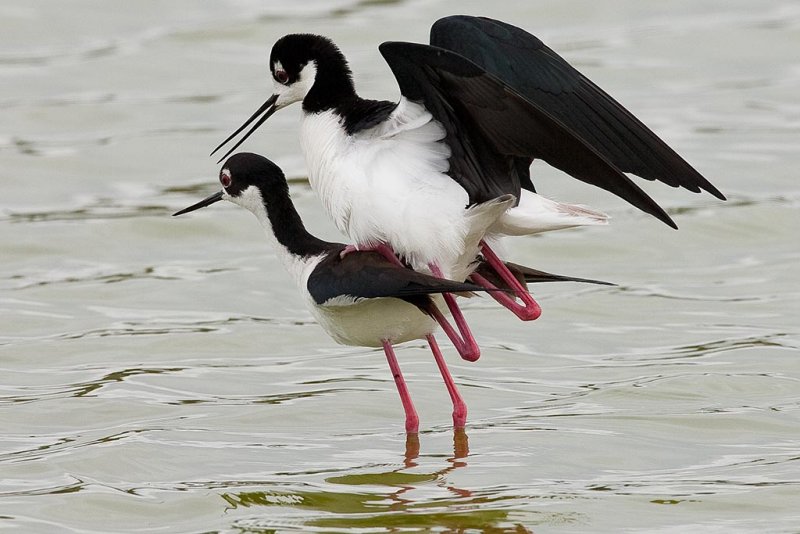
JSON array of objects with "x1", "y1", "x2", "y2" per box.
[
  {"x1": 210, "y1": 94, "x2": 279, "y2": 163},
  {"x1": 173, "y1": 191, "x2": 224, "y2": 216}
]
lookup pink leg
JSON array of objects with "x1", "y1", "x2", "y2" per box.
[
  {"x1": 339, "y1": 244, "x2": 358, "y2": 259},
  {"x1": 426, "y1": 334, "x2": 467, "y2": 428},
  {"x1": 345, "y1": 243, "x2": 480, "y2": 362},
  {"x1": 428, "y1": 263, "x2": 481, "y2": 362},
  {"x1": 469, "y1": 241, "x2": 542, "y2": 321},
  {"x1": 374, "y1": 244, "x2": 404, "y2": 267},
  {"x1": 382, "y1": 340, "x2": 419, "y2": 434}
]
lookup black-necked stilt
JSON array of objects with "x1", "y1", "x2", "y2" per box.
[
  {"x1": 173, "y1": 153, "x2": 611, "y2": 433},
  {"x1": 210, "y1": 16, "x2": 724, "y2": 345}
]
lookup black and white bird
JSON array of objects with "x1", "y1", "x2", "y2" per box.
[
  {"x1": 211, "y1": 16, "x2": 724, "y2": 340},
  {"x1": 174, "y1": 153, "x2": 611, "y2": 433}
]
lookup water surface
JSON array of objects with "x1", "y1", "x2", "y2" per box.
[{"x1": 1, "y1": 0, "x2": 799, "y2": 532}]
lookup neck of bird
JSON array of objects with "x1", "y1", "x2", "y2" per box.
[
  {"x1": 302, "y1": 60, "x2": 359, "y2": 114},
  {"x1": 247, "y1": 185, "x2": 336, "y2": 281},
  {"x1": 257, "y1": 187, "x2": 331, "y2": 255}
]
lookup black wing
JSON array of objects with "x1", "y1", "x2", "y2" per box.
[
  {"x1": 472, "y1": 260, "x2": 614, "y2": 288},
  {"x1": 431, "y1": 15, "x2": 725, "y2": 200},
  {"x1": 506, "y1": 262, "x2": 614, "y2": 286},
  {"x1": 430, "y1": 16, "x2": 724, "y2": 201},
  {"x1": 380, "y1": 41, "x2": 678, "y2": 228},
  {"x1": 307, "y1": 250, "x2": 492, "y2": 309}
]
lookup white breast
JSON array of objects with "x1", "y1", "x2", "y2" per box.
[{"x1": 300, "y1": 98, "x2": 471, "y2": 277}]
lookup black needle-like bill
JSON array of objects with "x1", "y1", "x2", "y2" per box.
[
  {"x1": 210, "y1": 94, "x2": 278, "y2": 163},
  {"x1": 173, "y1": 191, "x2": 224, "y2": 216}
]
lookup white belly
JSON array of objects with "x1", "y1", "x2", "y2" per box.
[
  {"x1": 308, "y1": 296, "x2": 438, "y2": 347},
  {"x1": 269, "y1": 239, "x2": 441, "y2": 349},
  {"x1": 276, "y1": 249, "x2": 441, "y2": 348},
  {"x1": 300, "y1": 100, "x2": 471, "y2": 276}
]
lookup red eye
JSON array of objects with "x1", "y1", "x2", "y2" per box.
[
  {"x1": 220, "y1": 170, "x2": 232, "y2": 188},
  {"x1": 274, "y1": 69, "x2": 289, "y2": 84}
]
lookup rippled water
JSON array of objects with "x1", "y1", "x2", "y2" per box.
[{"x1": 2, "y1": 0, "x2": 799, "y2": 532}]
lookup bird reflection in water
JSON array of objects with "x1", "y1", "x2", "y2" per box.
[
  {"x1": 403, "y1": 428, "x2": 469, "y2": 469},
  {"x1": 221, "y1": 429, "x2": 533, "y2": 531}
]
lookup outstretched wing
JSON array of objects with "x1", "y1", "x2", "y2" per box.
[
  {"x1": 380, "y1": 40, "x2": 678, "y2": 228},
  {"x1": 430, "y1": 16, "x2": 724, "y2": 201},
  {"x1": 307, "y1": 250, "x2": 492, "y2": 309}
]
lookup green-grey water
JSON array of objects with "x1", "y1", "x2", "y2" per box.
[{"x1": 2, "y1": 1, "x2": 799, "y2": 532}]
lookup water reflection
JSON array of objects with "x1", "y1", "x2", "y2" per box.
[
  {"x1": 3, "y1": 0, "x2": 798, "y2": 531},
  {"x1": 402, "y1": 427, "x2": 468, "y2": 468},
  {"x1": 222, "y1": 429, "x2": 532, "y2": 531}
]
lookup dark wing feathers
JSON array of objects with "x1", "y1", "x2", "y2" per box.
[
  {"x1": 429, "y1": 15, "x2": 725, "y2": 200},
  {"x1": 380, "y1": 41, "x2": 678, "y2": 228},
  {"x1": 379, "y1": 46, "x2": 527, "y2": 205},
  {"x1": 306, "y1": 251, "x2": 489, "y2": 308},
  {"x1": 339, "y1": 98, "x2": 397, "y2": 135},
  {"x1": 472, "y1": 261, "x2": 614, "y2": 288},
  {"x1": 307, "y1": 251, "x2": 612, "y2": 314},
  {"x1": 505, "y1": 262, "x2": 615, "y2": 286}
]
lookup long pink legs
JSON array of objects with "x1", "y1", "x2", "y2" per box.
[
  {"x1": 427, "y1": 263, "x2": 480, "y2": 362},
  {"x1": 344, "y1": 243, "x2": 480, "y2": 362},
  {"x1": 382, "y1": 336, "x2": 468, "y2": 433},
  {"x1": 426, "y1": 334, "x2": 467, "y2": 428},
  {"x1": 469, "y1": 240, "x2": 542, "y2": 321},
  {"x1": 382, "y1": 339, "x2": 419, "y2": 434}
]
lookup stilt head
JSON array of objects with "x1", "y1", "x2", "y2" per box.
[
  {"x1": 210, "y1": 34, "x2": 355, "y2": 162},
  {"x1": 173, "y1": 153, "x2": 287, "y2": 218}
]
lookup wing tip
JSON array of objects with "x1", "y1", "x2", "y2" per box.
[
  {"x1": 705, "y1": 183, "x2": 727, "y2": 201},
  {"x1": 658, "y1": 210, "x2": 679, "y2": 230}
]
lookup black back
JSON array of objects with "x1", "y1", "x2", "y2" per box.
[
  {"x1": 338, "y1": 98, "x2": 398, "y2": 135},
  {"x1": 307, "y1": 250, "x2": 488, "y2": 311}
]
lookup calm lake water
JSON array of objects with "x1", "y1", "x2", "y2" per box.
[{"x1": 2, "y1": 0, "x2": 799, "y2": 532}]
